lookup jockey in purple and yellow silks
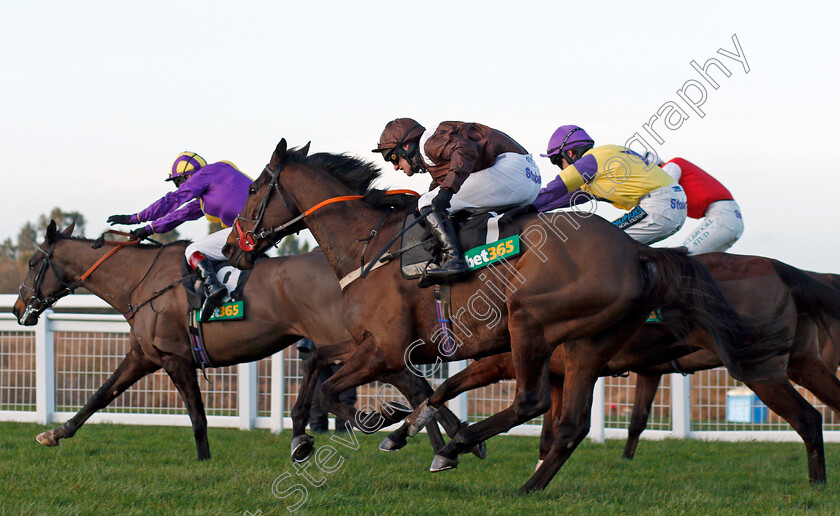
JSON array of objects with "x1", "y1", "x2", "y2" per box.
[
  {"x1": 107, "y1": 152, "x2": 253, "y2": 321},
  {"x1": 532, "y1": 125, "x2": 688, "y2": 245}
]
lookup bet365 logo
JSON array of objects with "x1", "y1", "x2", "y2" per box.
[{"x1": 464, "y1": 236, "x2": 520, "y2": 270}]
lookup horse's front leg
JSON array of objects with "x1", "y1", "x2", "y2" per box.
[
  {"x1": 290, "y1": 340, "x2": 356, "y2": 462},
  {"x1": 317, "y1": 337, "x2": 405, "y2": 435},
  {"x1": 404, "y1": 353, "x2": 516, "y2": 437},
  {"x1": 37, "y1": 341, "x2": 160, "y2": 448}
]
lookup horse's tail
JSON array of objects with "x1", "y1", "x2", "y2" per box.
[
  {"x1": 638, "y1": 246, "x2": 789, "y2": 383},
  {"x1": 771, "y1": 260, "x2": 840, "y2": 336}
]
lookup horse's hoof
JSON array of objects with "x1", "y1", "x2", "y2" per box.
[
  {"x1": 470, "y1": 440, "x2": 487, "y2": 460},
  {"x1": 534, "y1": 459, "x2": 543, "y2": 472},
  {"x1": 291, "y1": 434, "x2": 315, "y2": 463},
  {"x1": 36, "y1": 431, "x2": 58, "y2": 447},
  {"x1": 429, "y1": 454, "x2": 459, "y2": 472},
  {"x1": 407, "y1": 401, "x2": 438, "y2": 438},
  {"x1": 378, "y1": 436, "x2": 406, "y2": 452}
]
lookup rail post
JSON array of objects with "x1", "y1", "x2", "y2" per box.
[{"x1": 35, "y1": 309, "x2": 55, "y2": 425}]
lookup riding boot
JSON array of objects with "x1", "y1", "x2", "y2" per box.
[
  {"x1": 194, "y1": 258, "x2": 227, "y2": 322},
  {"x1": 419, "y1": 209, "x2": 468, "y2": 287}
]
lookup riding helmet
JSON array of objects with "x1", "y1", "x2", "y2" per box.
[
  {"x1": 540, "y1": 125, "x2": 595, "y2": 158},
  {"x1": 167, "y1": 152, "x2": 207, "y2": 181}
]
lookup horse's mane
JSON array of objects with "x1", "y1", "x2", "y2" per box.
[{"x1": 285, "y1": 148, "x2": 418, "y2": 210}]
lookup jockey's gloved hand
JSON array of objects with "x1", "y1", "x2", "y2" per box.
[
  {"x1": 107, "y1": 214, "x2": 132, "y2": 225},
  {"x1": 130, "y1": 227, "x2": 151, "y2": 241},
  {"x1": 431, "y1": 188, "x2": 453, "y2": 212}
]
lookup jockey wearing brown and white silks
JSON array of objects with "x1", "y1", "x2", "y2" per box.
[
  {"x1": 372, "y1": 118, "x2": 541, "y2": 286},
  {"x1": 107, "y1": 152, "x2": 253, "y2": 321}
]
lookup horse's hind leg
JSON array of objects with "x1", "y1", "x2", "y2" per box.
[
  {"x1": 161, "y1": 354, "x2": 210, "y2": 461},
  {"x1": 789, "y1": 317, "x2": 840, "y2": 419},
  {"x1": 622, "y1": 373, "x2": 662, "y2": 460},
  {"x1": 537, "y1": 376, "x2": 565, "y2": 471},
  {"x1": 36, "y1": 345, "x2": 159, "y2": 447},
  {"x1": 746, "y1": 380, "x2": 825, "y2": 484},
  {"x1": 521, "y1": 339, "x2": 605, "y2": 493}
]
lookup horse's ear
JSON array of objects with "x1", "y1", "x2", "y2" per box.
[
  {"x1": 300, "y1": 141, "x2": 311, "y2": 157},
  {"x1": 274, "y1": 139, "x2": 287, "y2": 160},
  {"x1": 61, "y1": 221, "x2": 75, "y2": 237},
  {"x1": 45, "y1": 219, "x2": 58, "y2": 243},
  {"x1": 269, "y1": 139, "x2": 288, "y2": 171}
]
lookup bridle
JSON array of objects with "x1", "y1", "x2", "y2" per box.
[
  {"x1": 233, "y1": 162, "x2": 301, "y2": 252},
  {"x1": 18, "y1": 233, "x2": 141, "y2": 320},
  {"x1": 233, "y1": 160, "x2": 418, "y2": 253}
]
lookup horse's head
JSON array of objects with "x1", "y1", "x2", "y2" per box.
[
  {"x1": 224, "y1": 139, "x2": 310, "y2": 269},
  {"x1": 13, "y1": 220, "x2": 75, "y2": 325}
]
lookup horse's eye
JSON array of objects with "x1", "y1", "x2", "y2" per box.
[
  {"x1": 249, "y1": 185, "x2": 257, "y2": 194},
  {"x1": 28, "y1": 260, "x2": 36, "y2": 269}
]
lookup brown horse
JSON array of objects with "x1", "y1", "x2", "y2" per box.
[
  {"x1": 12, "y1": 221, "x2": 471, "y2": 460},
  {"x1": 223, "y1": 140, "x2": 787, "y2": 492},
  {"x1": 390, "y1": 253, "x2": 840, "y2": 484},
  {"x1": 621, "y1": 265, "x2": 840, "y2": 463}
]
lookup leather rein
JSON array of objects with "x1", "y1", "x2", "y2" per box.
[{"x1": 233, "y1": 162, "x2": 418, "y2": 253}]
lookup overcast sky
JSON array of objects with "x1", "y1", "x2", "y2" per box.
[{"x1": 2, "y1": 1, "x2": 838, "y2": 271}]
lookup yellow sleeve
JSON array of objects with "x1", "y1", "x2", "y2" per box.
[{"x1": 558, "y1": 164, "x2": 586, "y2": 192}]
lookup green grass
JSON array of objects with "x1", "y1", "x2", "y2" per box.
[{"x1": 1, "y1": 422, "x2": 840, "y2": 515}]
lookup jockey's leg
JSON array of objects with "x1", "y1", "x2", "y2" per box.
[
  {"x1": 682, "y1": 200, "x2": 744, "y2": 254},
  {"x1": 416, "y1": 152, "x2": 541, "y2": 286},
  {"x1": 185, "y1": 229, "x2": 231, "y2": 321},
  {"x1": 616, "y1": 185, "x2": 687, "y2": 245},
  {"x1": 421, "y1": 208, "x2": 468, "y2": 283}
]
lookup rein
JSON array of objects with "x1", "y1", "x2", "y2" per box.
[{"x1": 234, "y1": 163, "x2": 419, "y2": 252}]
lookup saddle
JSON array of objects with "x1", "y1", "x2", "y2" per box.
[{"x1": 400, "y1": 204, "x2": 536, "y2": 280}]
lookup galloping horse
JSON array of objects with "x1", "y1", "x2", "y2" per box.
[
  {"x1": 224, "y1": 140, "x2": 788, "y2": 492},
  {"x1": 620, "y1": 263, "x2": 840, "y2": 463},
  {"x1": 12, "y1": 221, "x2": 471, "y2": 460},
  {"x1": 386, "y1": 253, "x2": 840, "y2": 483}
]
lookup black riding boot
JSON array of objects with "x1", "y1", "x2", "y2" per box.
[
  {"x1": 420, "y1": 209, "x2": 468, "y2": 287},
  {"x1": 194, "y1": 259, "x2": 227, "y2": 322}
]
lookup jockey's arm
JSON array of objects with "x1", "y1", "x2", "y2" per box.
[
  {"x1": 145, "y1": 199, "x2": 204, "y2": 234},
  {"x1": 437, "y1": 134, "x2": 480, "y2": 193},
  {"x1": 130, "y1": 172, "x2": 209, "y2": 225},
  {"x1": 532, "y1": 155, "x2": 596, "y2": 211}
]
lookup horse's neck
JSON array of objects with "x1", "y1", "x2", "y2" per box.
[
  {"x1": 60, "y1": 240, "x2": 170, "y2": 313},
  {"x1": 306, "y1": 207, "x2": 403, "y2": 280}
]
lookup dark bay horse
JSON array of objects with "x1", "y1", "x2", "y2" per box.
[
  {"x1": 392, "y1": 253, "x2": 840, "y2": 484},
  {"x1": 224, "y1": 140, "x2": 788, "y2": 492},
  {"x1": 620, "y1": 264, "x2": 840, "y2": 463},
  {"x1": 12, "y1": 221, "x2": 470, "y2": 460}
]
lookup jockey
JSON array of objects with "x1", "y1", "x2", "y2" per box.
[
  {"x1": 107, "y1": 152, "x2": 253, "y2": 321},
  {"x1": 372, "y1": 118, "x2": 541, "y2": 285},
  {"x1": 532, "y1": 125, "x2": 687, "y2": 245},
  {"x1": 659, "y1": 157, "x2": 744, "y2": 254}
]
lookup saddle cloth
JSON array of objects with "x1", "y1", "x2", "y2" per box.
[{"x1": 400, "y1": 205, "x2": 536, "y2": 280}]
